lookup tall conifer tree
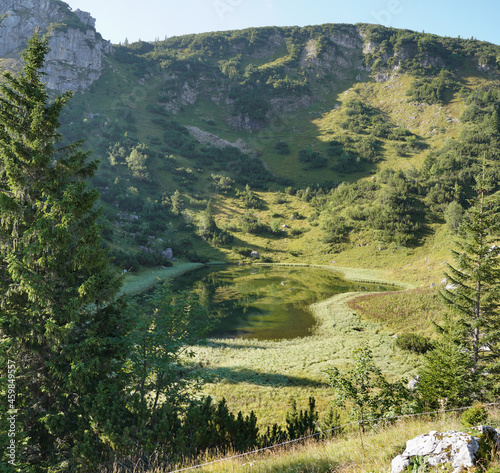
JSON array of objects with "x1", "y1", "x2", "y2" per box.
[
  {"x1": 0, "y1": 33, "x2": 123, "y2": 469},
  {"x1": 441, "y1": 168, "x2": 500, "y2": 386}
]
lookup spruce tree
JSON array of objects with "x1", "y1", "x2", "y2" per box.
[
  {"x1": 418, "y1": 318, "x2": 476, "y2": 408},
  {"x1": 440, "y1": 170, "x2": 500, "y2": 388},
  {"x1": 0, "y1": 33, "x2": 122, "y2": 470}
]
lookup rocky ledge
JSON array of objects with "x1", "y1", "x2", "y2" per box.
[
  {"x1": 0, "y1": 0, "x2": 111, "y2": 92},
  {"x1": 392, "y1": 426, "x2": 500, "y2": 473}
]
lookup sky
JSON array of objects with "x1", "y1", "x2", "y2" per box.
[{"x1": 62, "y1": 0, "x2": 500, "y2": 46}]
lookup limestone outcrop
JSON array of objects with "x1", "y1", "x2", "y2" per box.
[
  {"x1": 391, "y1": 426, "x2": 500, "y2": 473},
  {"x1": 0, "y1": 0, "x2": 111, "y2": 92}
]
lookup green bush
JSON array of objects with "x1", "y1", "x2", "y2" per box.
[
  {"x1": 237, "y1": 184, "x2": 264, "y2": 209},
  {"x1": 186, "y1": 251, "x2": 209, "y2": 263},
  {"x1": 238, "y1": 211, "x2": 268, "y2": 235},
  {"x1": 230, "y1": 89, "x2": 270, "y2": 121},
  {"x1": 274, "y1": 141, "x2": 291, "y2": 155},
  {"x1": 235, "y1": 247, "x2": 253, "y2": 257},
  {"x1": 333, "y1": 152, "x2": 364, "y2": 173},
  {"x1": 109, "y1": 249, "x2": 140, "y2": 272},
  {"x1": 460, "y1": 405, "x2": 488, "y2": 428},
  {"x1": 273, "y1": 192, "x2": 288, "y2": 204},
  {"x1": 444, "y1": 201, "x2": 464, "y2": 233},
  {"x1": 395, "y1": 333, "x2": 434, "y2": 354},
  {"x1": 406, "y1": 70, "x2": 459, "y2": 105},
  {"x1": 322, "y1": 216, "x2": 350, "y2": 244},
  {"x1": 136, "y1": 251, "x2": 173, "y2": 267},
  {"x1": 270, "y1": 219, "x2": 283, "y2": 235},
  {"x1": 387, "y1": 127, "x2": 412, "y2": 141},
  {"x1": 298, "y1": 148, "x2": 328, "y2": 169}
]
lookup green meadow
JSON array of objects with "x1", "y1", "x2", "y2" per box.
[{"x1": 121, "y1": 263, "x2": 425, "y2": 429}]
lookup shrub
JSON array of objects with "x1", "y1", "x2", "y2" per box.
[
  {"x1": 298, "y1": 148, "x2": 328, "y2": 169},
  {"x1": 333, "y1": 152, "x2": 364, "y2": 173},
  {"x1": 322, "y1": 216, "x2": 350, "y2": 244},
  {"x1": 387, "y1": 127, "x2": 412, "y2": 141},
  {"x1": 235, "y1": 247, "x2": 253, "y2": 257},
  {"x1": 101, "y1": 227, "x2": 113, "y2": 241},
  {"x1": 109, "y1": 249, "x2": 140, "y2": 272},
  {"x1": 395, "y1": 333, "x2": 434, "y2": 354},
  {"x1": 211, "y1": 174, "x2": 234, "y2": 193},
  {"x1": 237, "y1": 185, "x2": 263, "y2": 209},
  {"x1": 238, "y1": 211, "x2": 268, "y2": 235},
  {"x1": 270, "y1": 219, "x2": 283, "y2": 235},
  {"x1": 460, "y1": 405, "x2": 488, "y2": 428},
  {"x1": 133, "y1": 248, "x2": 174, "y2": 267},
  {"x1": 186, "y1": 251, "x2": 209, "y2": 263},
  {"x1": 274, "y1": 140, "x2": 291, "y2": 155},
  {"x1": 285, "y1": 398, "x2": 319, "y2": 439},
  {"x1": 207, "y1": 228, "x2": 233, "y2": 246},
  {"x1": 230, "y1": 88, "x2": 270, "y2": 121},
  {"x1": 178, "y1": 397, "x2": 259, "y2": 457},
  {"x1": 444, "y1": 201, "x2": 464, "y2": 233},
  {"x1": 273, "y1": 192, "x2": 288, "y2": 204}
]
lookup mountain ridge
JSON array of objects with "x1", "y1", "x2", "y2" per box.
[{"x1": 2, "y1": 12, "x2": 500, "y2": 278}]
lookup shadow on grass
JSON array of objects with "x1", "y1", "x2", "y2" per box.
[
  {"x1": 193, "y1": 365, "x2": 326, "y2": 388},
  {"x1": 203, "y1": 340, "x2": 268, "y2": 350}
]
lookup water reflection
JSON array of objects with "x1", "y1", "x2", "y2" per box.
[{"x1": 171, "y1": 266, "x2": 393, "y2": 341}]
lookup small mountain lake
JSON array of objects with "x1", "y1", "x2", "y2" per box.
[{"x1": 172, "y1": 265, "x2": 395, "y2": 341}]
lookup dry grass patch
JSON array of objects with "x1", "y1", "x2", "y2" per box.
[{"x1": 347, "y1": 287, "x2": 447, "y2": 337}]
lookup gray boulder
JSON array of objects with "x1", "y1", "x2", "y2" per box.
[
  {"x1": 391, "y1": 427, "x2": 500, "y2": 473},
  {"x1": 161, "y1": 248, "x2": 173, "y2": 260},
  {"x1": 407, "y1": 376, "x2": 419, "y2": 390}
]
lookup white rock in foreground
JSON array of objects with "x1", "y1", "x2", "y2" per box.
[{"x1": 391, "y1": 426, "x2": 500, "y2": 473}]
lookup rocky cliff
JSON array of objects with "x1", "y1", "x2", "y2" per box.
[{"x1": 0, "y1": 0, "x2": 111, "y2": 92}]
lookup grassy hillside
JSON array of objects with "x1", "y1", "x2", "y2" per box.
[{"x1": 50, "y1": 23, "x2": 500, "y2": 286}]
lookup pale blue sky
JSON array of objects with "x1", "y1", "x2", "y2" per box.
[{"x1": 63, "y1": 0, "x2": 500, "y2": 46}]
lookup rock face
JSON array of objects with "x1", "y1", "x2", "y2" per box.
[
  {"x1": 391, "y1": 427, "x2": 500, "y2": 473},
  {"x1": 0, "y1": 0, "x2": 111, "y2": 92},
  {"x1": 158, "y1": 25, "x2": 369, "y2": 129}
]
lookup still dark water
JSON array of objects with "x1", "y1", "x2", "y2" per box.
[{"x1": 172, "y1": 265, "x2": 394, "y2": 341}]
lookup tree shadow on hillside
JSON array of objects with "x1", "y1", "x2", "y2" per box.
[{"x1": 408, "y1": 217, "x2": 435, "y2": 249}]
